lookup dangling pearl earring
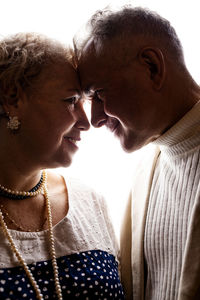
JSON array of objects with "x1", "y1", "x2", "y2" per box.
[{"x1": 7, "y1": 115, "x2": 21, "y2": 131}]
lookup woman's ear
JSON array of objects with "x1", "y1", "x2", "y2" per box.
[
  {"x1": 2, "y1": 85, "x2": 25, "y2": 115},
  {"x1": 138, "y1": 46, "x2": 166, "y2": 90}
]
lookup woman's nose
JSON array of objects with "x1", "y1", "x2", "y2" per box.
[{"x1": 75, "y1": 103, "x2": 90, "y2": 131}]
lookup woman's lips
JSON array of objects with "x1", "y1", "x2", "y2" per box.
[{"x1": 65, "y1": 136, "x2": 81, "y2": 148}]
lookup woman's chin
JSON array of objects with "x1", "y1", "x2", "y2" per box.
[{"x1": 45, "y1": 156, "x2": 73, "y2": 169}]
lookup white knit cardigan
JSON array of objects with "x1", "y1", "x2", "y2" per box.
[{"x1": 120, "y1": 102, "x2": 200, "y2": 300}]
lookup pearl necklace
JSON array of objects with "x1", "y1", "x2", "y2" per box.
[
  {"x1": 0, "y1": 172, "x2": 45, "y2": 199},
  {"x1": 0, "y1": 171, "x2": 63, "y2": 300}
]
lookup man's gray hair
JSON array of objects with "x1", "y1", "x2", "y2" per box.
[{"x1": 76, "y1": 6, "x2": 185, "y2": 66}]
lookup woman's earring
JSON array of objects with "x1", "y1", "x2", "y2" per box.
[{"x1": 7, "y1": 115, "x2": 21, "y2": 131}]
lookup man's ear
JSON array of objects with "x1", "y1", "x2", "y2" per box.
[{"x1": 138, "y1": 47, "x2": 166, "y2": 90}]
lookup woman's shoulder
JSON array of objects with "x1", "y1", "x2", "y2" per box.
[
  {"x1": 63, "y1": 175, "x2": 105, "y2": 206},
  {"x1": 46, "y1": 170, "x2": 100, "y2": 198}
]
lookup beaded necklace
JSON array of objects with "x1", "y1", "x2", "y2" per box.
[
  {"x1": 0, "y1": 170, "x2": 63, "y2": 300},
  {"x1": 0, "y1": 172, "x2": 44, "y2": 199}
]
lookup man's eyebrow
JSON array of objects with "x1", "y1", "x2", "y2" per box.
[{"x1": 83, "y1": 88, "x2": 94, "y2": 96}]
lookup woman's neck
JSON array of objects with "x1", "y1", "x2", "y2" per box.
[{"x1": 0, "y1": 159, "x2": 42, "y2": 192}]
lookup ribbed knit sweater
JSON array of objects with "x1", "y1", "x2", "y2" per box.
[{"x1": 144, "y1": 101, "x2": 200, "y2": 300}]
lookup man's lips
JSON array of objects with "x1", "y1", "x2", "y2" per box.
[{"x1": 106, "y1": 119, "x2": 120, "y2": 133}]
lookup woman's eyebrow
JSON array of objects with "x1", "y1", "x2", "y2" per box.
[{"x1": 67, "y1": 89, "x2": 81, "y2": 96}]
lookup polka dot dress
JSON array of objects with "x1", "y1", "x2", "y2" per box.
[{"x1": 0, "y1": 250, "x2": 125, "y2": 299}]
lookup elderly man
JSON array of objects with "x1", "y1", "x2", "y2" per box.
[{"x1": 77, "y1": 6, "x2": 200, "y2": 300}]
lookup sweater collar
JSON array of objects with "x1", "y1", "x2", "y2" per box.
[{"x1": 153, "y1": 101, "x2": 200, "y2": 156}]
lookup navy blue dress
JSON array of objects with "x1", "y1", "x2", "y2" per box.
[{"x1": 0, "y1": 177, "x2": 125, "y2": 299}]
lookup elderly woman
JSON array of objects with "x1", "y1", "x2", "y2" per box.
[{"x1": 0, "y1": 33, "x2": 124, "y2": 300}]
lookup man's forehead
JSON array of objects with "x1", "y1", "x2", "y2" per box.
[
  {"x1": 79, "y1": 63, "x2": 110, "y2": 94},
  {"x1": 79, "y1": 35, "x2": 140, "y2": 74},
  {"x1": 78, "y1": 35, "x2": 140, "y2": 91},
  {"x1": 79, "y1": 39, "x2": 105, "y2": 69},
  {"x1": 78, "y1": 40, "x2": 108, "y2": 90}
]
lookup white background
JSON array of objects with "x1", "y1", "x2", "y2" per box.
[{"x1": 1, "y1": 0, "x2": 200, "y2": 238}]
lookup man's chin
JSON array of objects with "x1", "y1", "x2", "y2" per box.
[
  {"x1": 120, "y1": 137, "x2": 144, "y2": 153},
  {"x1": 122, "y1": 144, "x2": 137, "y2": 153}
]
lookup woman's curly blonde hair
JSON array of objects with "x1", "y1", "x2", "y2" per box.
[{"x1": 0, "y1": 32, "x2": 74, "y2": 113}]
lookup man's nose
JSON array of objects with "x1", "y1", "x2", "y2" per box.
[{"x1": 91, "y1": 101, "x2": 107, "y2": 128}]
